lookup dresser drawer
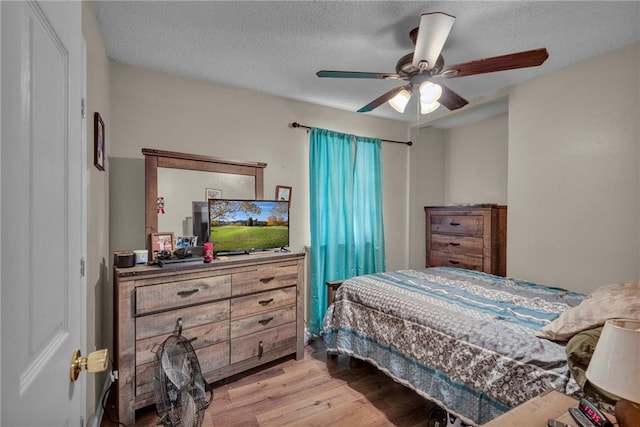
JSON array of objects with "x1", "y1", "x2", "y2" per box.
[
  {"x1": 231, "y1": 305, "x2": 296, "y2": 339},
  {"x1": 430, "y1": 233, "x2": 484, "y2": 255},
  {"x1": 428, "y1": 251, "x2": 483, "y2": 271},
  {"x1": 136, "y1": 340, "x2": 230, "y2": 397},
  {"x1": 136, "y1": 319, "x2": 229, "y2": 366},
  {"x1": 232, "y1": 263, "x2": 298, "y2": 295},
  {"x1": 230, "y1": 322, "x2": 296, "y2": 364},
  {"x1": 136, "y1": 300, "x2": 229, "y2": 341},
  {"x1": 430, "y1": 214, "x2": 484, "y2": 236},
  {"x1": 230, "y1": 286, "x2": 296, "y2": 319},
  {"x1": 135, "y1": 275, "x2": 231, "y2": 315}
]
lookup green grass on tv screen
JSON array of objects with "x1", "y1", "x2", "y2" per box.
[{"x1": 210, "y1": 225, "x2": 288, "y2": 252}]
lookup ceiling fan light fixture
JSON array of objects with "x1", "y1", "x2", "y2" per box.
[
  {"x1": 419, "y1": 81, "x2": 442, "y2": 104},
  {"x1": 420, "y1": 100, "x2": 441, "y2": 114},
  {"x1": 388, "y1": 88, "x2": 411, "y2": 113}
]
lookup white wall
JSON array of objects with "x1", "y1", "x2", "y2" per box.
[
  {"x1": 82, "y1": 3, "x2": 111, "y2": 421},
  {"x1": 508, "y1": 42, "x2": 640, "y2": 292},
  {"x1": 108, "y1": 62, "x2": 411, "y2": 271},
  {"x1": 444, "y1": 113, "x2": 508, "y2": 205},
  {"x1": 408, "y1": 127, "x2": 446, "y2": 268}
]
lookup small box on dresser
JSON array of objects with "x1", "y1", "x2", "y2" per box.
[
  {"x1": 425, "y1": 205, "x2": 507, "y2": 276},
  {"x1": 113, "y1": 251, "x2": 305, "y2": 426}
]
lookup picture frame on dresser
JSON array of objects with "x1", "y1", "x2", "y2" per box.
[{"x1": 150, "y1": 232, "x2": 174, "y2": 259}]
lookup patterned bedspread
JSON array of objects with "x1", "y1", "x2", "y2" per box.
[{"x1": 322, "y1": 267, "x2": 585, "y2": 425}]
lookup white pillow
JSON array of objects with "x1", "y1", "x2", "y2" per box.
[{"x1": 536, "y1": 281, "x2": 640, "y2": 341}]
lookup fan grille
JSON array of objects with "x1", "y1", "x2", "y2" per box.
[{"x1": 154, "y1": 334, "x2": 211, "y2": 427}]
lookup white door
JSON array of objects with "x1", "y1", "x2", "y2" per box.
[{"x1": 1, "y1": 1, "x2": 85, "y2": 425}]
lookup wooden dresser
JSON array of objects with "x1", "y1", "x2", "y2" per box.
[
  {"x1": 425, "y1": 205, "x2": 507, "y2": 276},
  {"x1": 113, "y1": 251, "x2": 305, "y2": 425}
]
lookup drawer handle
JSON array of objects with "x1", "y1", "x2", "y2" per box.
[
  {"x1": 258, "y1": 298, "x2": 274, "y2": 306},
  {"x1": 258, "y1": 340, "x2": 264, "y2": 359},
  {"x1": 188, "y1": 336, "x2": 198, "y2": 343},
  {"x1": 259, "y1": 276, "x2": 275, "y2": 283},
  {"x1": 177, "y1": 289, "x2": 199, "y2": 297},
  {"x1": 258, "y1": 317, "x2": 274, "y2": 326},
  {"x1": 448, "y1": 260, "x2": 460, "y2": 265},
  {"x1": 449, "y1": 222, "x2": 461, "y2": 226},
  {"x1": 175, "y1": 318, "x2": 183, "y2": 335},
  {"x1": 448, "y1": 242, "x2": 461, "y2": 246}
]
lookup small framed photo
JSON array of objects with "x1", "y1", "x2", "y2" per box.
[
  {"x1": 276, "y1": 185, "x2": 292, "y2": 202},
  {"x1": 175, "y1": 235, "x2": 198, "y2": 249},
  {"x1": 206, "y1": 188, "x2": 222, "y2": 200},
  {"x1": 150, "y1": 232, "x2": 174, "y2": 260},
  {"x1": 94, "y1": 112, "x2": 105, "y2": 171}
]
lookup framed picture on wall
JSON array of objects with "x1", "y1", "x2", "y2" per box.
[
  {"x1": 206, "y1": 188, "x2": 222, "y2": 200},
  {"x1": 276, "y1": 185, "x2": 292, "y2": 202},
  {"x1": 94, "y1": 112, "x2": 105, "y2": 171}
]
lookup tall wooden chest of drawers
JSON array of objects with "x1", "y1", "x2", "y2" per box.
[
  {"x1": 425, "y1": 205, "x2": 507, "y2": 276},
  {"x1": 113, "y1": 252, "x2": 305, "y2": 425}
]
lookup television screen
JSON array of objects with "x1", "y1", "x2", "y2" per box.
[{"x1": 208, "y1": 199, "x2": 289, "y2": 254}]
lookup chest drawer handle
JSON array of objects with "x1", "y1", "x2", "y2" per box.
[
  {"x1": 258, "y1": 340, "x2": 264, "y2": 359},
  {"x1": 448, "y1": 260, "x2": 460, "y2": 265},
  {"x1": 177, "y1": 289, "x2": 199, "y2": 297},
  {"x1": 258, "y1": 298, "x2": 274, "y2": 306},
  {"x1": 448, "y1": 242, "x2": 461, "y2": 246},
  {"x1": 449, "y1": 222, "x2": 461, "y2": 226},
  {"x1": 259, "y1": 276, "x2": 275, "y2": 283},
  {"x1": 188, "y1": 336, "x2": 198, "y2": 343},
  {"x1": 258, "y1": 317, "x2": 274, "y2": 326}
]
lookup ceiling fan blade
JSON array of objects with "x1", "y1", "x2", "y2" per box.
[
  {"x1": 357, "y1": 86, "x2": 408, "y2": 113},
  {"x1": 438, "y1": 83, "x2": 468, "y2": 111},
  {"x1": 412, "y1": 12, "x2": 456, "y2": 70},
  {"x1": 442, "y1": 48, "x2": 549, "y2": 78},
  {"x1": 317, "y1": 70, "x2": 402, "y2": 80}
]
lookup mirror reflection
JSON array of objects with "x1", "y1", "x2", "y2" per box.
[{"x1": 157, "y1": 168, "x2": 256, "y2": 245}]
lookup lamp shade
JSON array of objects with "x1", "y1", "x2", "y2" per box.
[
  {"x1": 418, "y1": 82, "x2": 442, "y2": 104},
  {"x1": 420, "y1": 101, "x2": 440, "y2": 114},
  {"x1": 585, "y1": 319, "x2": 640, "y2": 403},
  {"x1": 388, "y1": 88, "x2": 411, "y2": 113}
]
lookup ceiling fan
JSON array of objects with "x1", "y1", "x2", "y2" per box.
[{"x1": 317, "y1": 12, "x2": 549, "y2": 115}]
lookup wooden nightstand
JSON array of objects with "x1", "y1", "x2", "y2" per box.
[
  {"x1": 481, "y1": 390, "x2": 616, "y2": 426},
  {"x1": 326, "y1": 280, "x2": 343, "y2": 307}
]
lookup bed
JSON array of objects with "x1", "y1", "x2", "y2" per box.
[{"x1": 322, "y1": 267, "x2": 586, "y2": 425}]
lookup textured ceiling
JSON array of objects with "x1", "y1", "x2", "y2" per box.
[{"x1": 93, "y1": 1, "x2": 640, "y2": 126}]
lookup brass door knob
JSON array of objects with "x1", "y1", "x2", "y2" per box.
[{"x1": 69, "y1": 349, "x2": 108, "y2": 382}]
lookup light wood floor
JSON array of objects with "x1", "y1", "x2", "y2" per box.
[{"x1": 102, "y1": 339, "x2": 433, "y2": 426}]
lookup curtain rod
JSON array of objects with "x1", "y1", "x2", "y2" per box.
[{"x1": 290, "y1": 122, "x2": 413, "y2": 146}]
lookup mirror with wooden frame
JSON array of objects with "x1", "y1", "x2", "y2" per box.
[{"x1": 143, "y1": 148, "x2": 267, "y2": 252}]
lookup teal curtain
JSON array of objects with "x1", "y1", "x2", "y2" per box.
[
  {"x1": 354, "y1": 136, "x2": 386, "y2": 275},
  {"x1": 308, "y1": 128, "x2": 385, "y2": 335}
]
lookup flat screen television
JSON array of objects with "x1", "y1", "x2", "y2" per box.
[{"x1": 208, "y1": 199, "x2": 289, "y2": 254}]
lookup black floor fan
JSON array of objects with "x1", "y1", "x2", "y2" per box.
[{"x1": 153, "y1": 318, "x2": 213, "y2": 427}]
